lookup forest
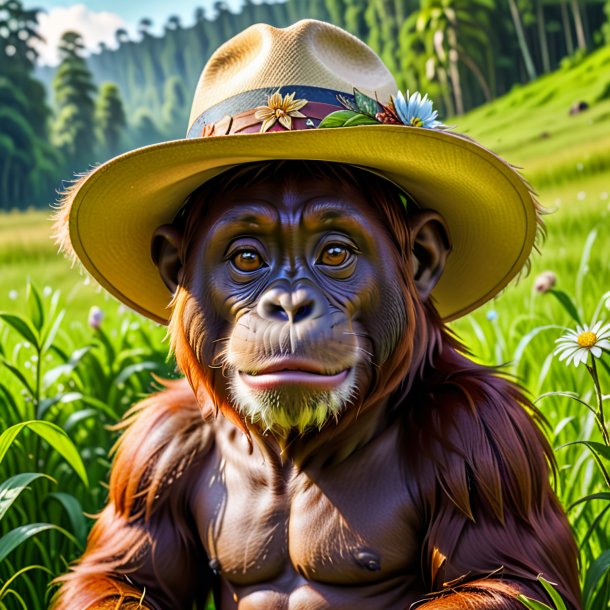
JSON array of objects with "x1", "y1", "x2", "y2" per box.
[{"x1": 1, "y1": 0, "x2": 609, "y2": 210}]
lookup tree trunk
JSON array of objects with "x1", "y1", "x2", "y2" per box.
[
  {"x1": 560, "y1": 0, "x2": 574, "y2": 55},
  {"x1": 570, "y1": 0, "x2": 587, "y2": 50},
  {"x1": 447, "y1": 27, "x2": 464, "y2": 115},
  {"x1": 461, "y1": 53, "x2": 492, "y2": 102},
  {"x1": 507, "y1": 0, "x2": 537, "y2": 81},
  {"x1": 536, "y1": 0, "x2": 551, "y2": 73}
]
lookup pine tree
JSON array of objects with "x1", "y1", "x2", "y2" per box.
[
  {"x1": 52, "y1": 31, "x2": 98, "y2": 171},
  {"x1": 162, "y1": 76, "x2": 188, "y2": 138},
  {"x1": 0, "y1": 0, "x2": 58, "y2": 208},
  {"x1": 95, "y1": 82, "x2": 127, "y2": 158}
]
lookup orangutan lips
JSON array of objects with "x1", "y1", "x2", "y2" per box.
[{"x1": 239, "y1": 369, "x2": 350, "y2": 391}]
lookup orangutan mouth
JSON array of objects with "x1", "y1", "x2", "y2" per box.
[{"x1": 239, "y1": 361, "x2": 350, "y2": 391}]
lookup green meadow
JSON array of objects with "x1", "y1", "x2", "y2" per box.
[{"x1": 1, "y1": 46, "x2": 610, "y2": 609}]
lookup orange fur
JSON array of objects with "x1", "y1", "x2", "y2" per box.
[{"x1": 51, "y1": 379, "x2": 213, "y2": 609}]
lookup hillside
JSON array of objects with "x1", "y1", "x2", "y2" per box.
[{"x1": 452, "y1": 44, "x2": 610, "y2": 189}]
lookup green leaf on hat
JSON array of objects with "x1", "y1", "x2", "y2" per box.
[
  {"x1": 319, "y1": 110, "x2": 378, "y2": 129},
  {"x1": 344, "y1": 113, "x2": 379, "y2": 127},
  {"x1": 318, "y1": 110, "x2": 360, "y2": 128},
  {"x1": 353, "y1": 88, "x2": 381, "y2": 117}
]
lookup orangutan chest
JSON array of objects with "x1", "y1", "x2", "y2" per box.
[{"x1": 191, "y1": 426, "x2": 420, "y2": 589}]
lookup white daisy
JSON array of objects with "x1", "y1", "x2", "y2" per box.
[{"x1": 554, "y1": 321, "x2": 610, "y2": 367}]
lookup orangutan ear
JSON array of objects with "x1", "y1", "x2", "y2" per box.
[
  {"x1": 409, "y1": 211, "x2": 451, "y2": 300},
  {"x1": 151, "y1": 225, "x2": 184, "y2": 293}
]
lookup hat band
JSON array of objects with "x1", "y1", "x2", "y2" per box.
[{"x1": 187, "y1": 86, "x2": 354, "y2": 138}]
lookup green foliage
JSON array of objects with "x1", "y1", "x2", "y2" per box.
[
  {"x1": 0, "y1": 1, "x2": 59, "y2": 209},
  {"x1": 161, "y1": 76, "x2": 188, "y2": 139},
  {"x1": 95, "y1": 82, "x2": 127, "y2": 157},
  {"x1": 52, "y1": 31, "x2": 98, "y2": 168},
  {"x1": 0, "y1": 283, "x2": 174, "y2": 608}
]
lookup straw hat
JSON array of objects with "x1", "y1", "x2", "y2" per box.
[{"x1": 56, "y1": 19, "x2": 541, "y2": 324}]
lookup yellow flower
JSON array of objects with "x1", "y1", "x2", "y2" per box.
[{"x1": 254, "y1": 91, "x2": 308, "y2": 133}]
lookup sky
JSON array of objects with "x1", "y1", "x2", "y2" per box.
[{"x1": 23, "y1": 0, "x2": 248, "y2": 65}]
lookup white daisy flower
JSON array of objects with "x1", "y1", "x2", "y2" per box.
[{"x1": 554, "y1": 321, "x2": 610, "y2": 367}]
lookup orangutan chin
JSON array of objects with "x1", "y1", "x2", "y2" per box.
[{"x1": 52, "y1": 161, "x2": 580, "y2": 609}]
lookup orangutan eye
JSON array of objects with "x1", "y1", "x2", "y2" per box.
[
  {"x1": 231, "y1": 248, "x2": 264, "y2": 272},
  {"x1": 318, "y1": 244, "x2": 350, "y2": 266}
]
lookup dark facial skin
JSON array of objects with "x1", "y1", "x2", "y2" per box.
[{"x1": 186, "y1": 178, "x2": 416, "y2": 438}]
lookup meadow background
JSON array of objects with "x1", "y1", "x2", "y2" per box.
[{"x1": 1, "y1": 0, "x2": 610, "y2": 608}]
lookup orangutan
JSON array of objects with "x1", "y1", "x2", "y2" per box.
[{"x1": 52, "y1": 161, "x2": 580, "y2": 610}]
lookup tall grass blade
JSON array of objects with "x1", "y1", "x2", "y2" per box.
[
  {"x1": 583, "y1": 549, "x2": 610, "y2": 609},
  {"x1": 0, "y1": 564, "x2": 52, "y2": 597},
  {"x1": 537, "y1": 575, "x2": 568, "y2": 610},
  {"x1": 0, "y1": 473, "x2": 53, "y2": 521},
  {"x1": 0, "y1": 523, "x2": 75, "y2": 563},
  {"x1": 0, "y1": 313, "x2": 39, "y2": 348},
  {"x1": 517, "y1": 594, "x2": 553, "y2": 609},
  {"x1": 547, "y1": 291, "x2": 581, "y2": 325},
  {"x1": 45, "y1": 492, "x2": 87, "y2": 547},
  {"x1": 0, "y1": 361, "x2": 34, "y2": 397},
  {"x1": 42, "y1": 346, "x2": 91, "y2": 390},
  {"x1": 0, "y1": 421, "x2": 88, "y2": 486},
  {"x1": 576, "y1": 229, "x2": 598, "y2": 305},
  {"x1": 25, "y1": 283, "x2": 44, "y2": 332}
]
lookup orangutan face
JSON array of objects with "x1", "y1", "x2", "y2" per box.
[{"x1": 153, "y1": 165, "x2": 449, "y2": 435}]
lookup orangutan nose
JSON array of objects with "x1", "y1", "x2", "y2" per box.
[{"x1": 257, "y1": 286, "x2": 324, "y2": 323}]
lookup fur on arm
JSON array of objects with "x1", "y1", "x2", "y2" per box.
[
  {"x1": 404, "y1": 348, "x2": 581, "y2": 610},
  {"x1": 51, "y1": 379, "x2": 214, "y2": 610}
]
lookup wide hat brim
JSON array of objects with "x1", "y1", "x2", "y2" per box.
[{"x1": 66, "y1": 125, "x2": 538, "y2": 324}]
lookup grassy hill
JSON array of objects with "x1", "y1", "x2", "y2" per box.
[{"x1": 452, "y1": 45, "x2": 610, "y2": 190}]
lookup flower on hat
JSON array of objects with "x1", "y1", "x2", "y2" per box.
[
  {"x1": 254, "y1": 91, "x2": 308, "y2": 133},
  {"x1": 393, "y1": 90, "x2": 443, "y2": 129},
  {"x1": 554, "y1": 320, "x2": 610, "y2": 367},
  {"x1": 320, "y1": 87, "x2": 444, "y2": 131}
]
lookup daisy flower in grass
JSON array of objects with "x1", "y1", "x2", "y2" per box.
[{"x1": 554, "y1": 321, "x2": 610, "y2": 366}]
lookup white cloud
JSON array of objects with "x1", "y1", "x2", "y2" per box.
[{"x1": 33, "y1": 4, "x2": 129, "y2": 66}]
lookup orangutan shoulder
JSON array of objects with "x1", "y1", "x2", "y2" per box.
[{"x1": 108, "y1": 377, "x2": 215, "y2": 519}]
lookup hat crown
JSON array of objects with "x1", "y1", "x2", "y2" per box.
[{"x1": 188, "y1": 19, "x2": 397, "y2": 127}]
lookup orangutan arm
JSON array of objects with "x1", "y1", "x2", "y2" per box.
[
  {"x1": 407, "y1": 370, "x2": 581, "y2": 610},
  {"x1": 51, "y1": 379, "x2": 214, "y2": 610}
]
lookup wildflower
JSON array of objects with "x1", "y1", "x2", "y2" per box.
[
  {"x1": 43, "y1": 286, "x2": 52, "y2": 297},
  {"x1": 392, "y1": 90, "x2": 443, "y2": 129},
  {"x1": 255, "y1": 91, "x2": 308, "y2": 132},
  {"x1": 577, "y1": 191, "x2": 586, "y2": 201},
  {"x1": 486, "y1": 310, "x2": 498, "y2": 321},
  {"x1": 8, "y1": 290, "x2": 17, "y2": 300},
  {"x1": 534, "y1": 271, "x2": 557, "y2": 293},
  {"x1": 88, "y1": 306, "x2": 104, "y2": 330},
  {"x1": 554, "y1": 321, "x2": 610, "y2": 366}
]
